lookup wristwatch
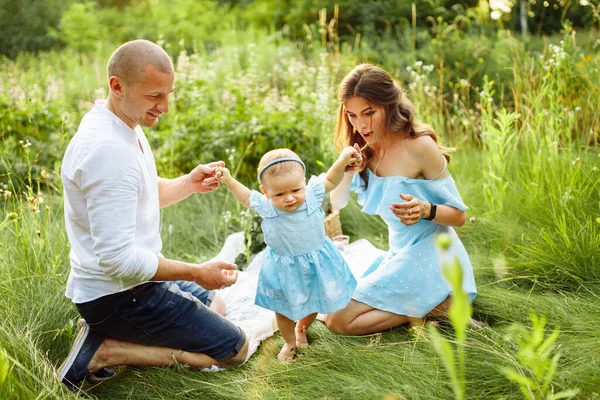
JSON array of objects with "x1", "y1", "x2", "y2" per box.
[{"x1": 423, "y1": 203, "x2": 437, "y2": 221}]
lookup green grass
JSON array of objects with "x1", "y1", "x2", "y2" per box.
[{"x1": 1, "y1": 147, "x2": 599, "y2": 399}]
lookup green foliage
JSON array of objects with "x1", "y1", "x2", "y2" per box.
[
  {"x1": 233, "y1": 209, "x2": 265, "y2": 270},
  {"x1": 0, "y1": 0, "x2": 72, "y2": 58},
  {"x1": 357, "y1": 11, "x2": 523, "y2": 106},
  {"x1": 1, "y1": 139, "x2": 599, "y2": 398},
  {"x1": 2, "y1": 0, "x2": 595, "y2": 60},
  {"x1": 479, "y1": 89, "x2": 520, "y2": 213},
  {"x1": 0, "y1": 348, "x2": 8, "y2": 386},
  {"x1": 50, "y1": 2, "x2": 107, "y2": 55},
  {"x1": 0, "y1": 212, "x2": 18, "y2": 232},
  {"x1": 501, "y1": 314, "x2": 580, "y2": 399},
  {"x1": 428, "y1": 233, "x2": 473, "y2": 400},
  {"x1": 0, "y1": 105, "x2": 71, "y2": 191},
  {"x1": 507, "y1": 148, "x2": 600, "y2": 290},
  {"x1": 518, "y1": 25, "x2": 597, "y2": 147},
  {"x1": 0, "y1": 166, "x2": 76, "y2": 399},
  {"x1": 0, "y1": 49, "x2": 88, "y2": 192},
  {"x1": 522, "y1": 1, "x2": 594, "y2": 34},
  {"x1": 95, "y1": 0, "x2": 236, "y2": 54},
  {"x1": 231, "y1": 0, "x2": 480, "y2": 40},
  {"x1": 152, "y1": 40, "x2": 340, "y2": 183},
  {"x1": 1, "y1": 9, "x2": 600, "y2": 398},
  {"x1": 428, "y1": 327, "x2": 460, "y2": 395}
]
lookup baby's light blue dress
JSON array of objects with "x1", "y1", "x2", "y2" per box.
[
  {"x1": 250, "y1": 177, "x2": 357, "y2": 321},
  {"x1": 350, "y1": 162, "x2": 477, "y2": 318}
]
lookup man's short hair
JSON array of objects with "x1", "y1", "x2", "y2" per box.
[{"x1": 107, "y1": 40, "x2": 174, "y2": 84}]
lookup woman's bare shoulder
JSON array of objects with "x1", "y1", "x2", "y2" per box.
[
  {"x1": 406, "y1": 134, "x2": 439, "y2": 157},
  {"x1": 406, "y1": 135, "x2": 447, "y2": 179}
]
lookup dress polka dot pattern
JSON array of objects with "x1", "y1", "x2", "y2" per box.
[
  {"x1": 250, "y1": 177, "x2": 357, "y2": 321},
  {"x1": 349, "y1": 169, "x2": 477, "y2": 317}
]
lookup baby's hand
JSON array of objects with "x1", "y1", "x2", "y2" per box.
[
  {"x1": 214, "y1": 166, "x2": 232, "y2": 183},
  {"x1": 339, "y1": 145, "x2": 362, "y2": 167}
]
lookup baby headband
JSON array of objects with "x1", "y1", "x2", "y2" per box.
[{"x1": 257, "y1": 157, "x2": 306, "y2": 184}]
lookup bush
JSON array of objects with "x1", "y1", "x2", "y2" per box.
[
  {"x1": 95, "y1": 0, "x2": 236, "y2": 55},
  {"x1": 150, "y1": 43, "x2": 340, "y2": 183},
  {"x1": 50, "y1": 2, "x2": 108, "y2": 55},
  {"x1": 0, "y1": 0, "x2": 73, "y2": 58}
]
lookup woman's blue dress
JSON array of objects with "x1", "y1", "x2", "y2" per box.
[
  {"x1": 250, "y1": 178, "x2": 357, "y2": 321},
  {"x1": 350, "y1": 167, "x2": 477, "y2": 318}
]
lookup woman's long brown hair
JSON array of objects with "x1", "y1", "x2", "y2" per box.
[{"x1": 334, "y1": 64, "x2": 451, "y2": 187}]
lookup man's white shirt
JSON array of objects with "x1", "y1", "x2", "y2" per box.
[{"x1": 61, "y1": 100, "x2": 160, "y2": 303}]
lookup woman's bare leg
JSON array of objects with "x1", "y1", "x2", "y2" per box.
[
  {"x1": 325, "y1": 297, "x2": 463, "y2": 335},
  {"x1": 425, "y1": 297, "x2": 486, "y2": 328},
  {"x1": 427, "y1": 297, "x2": 450, "y2": 317},
  {"x1": 275, "y1": 313, "x2": 296, "y2": 361},
  {"x1": 295, "y1": 313, "x2": 317, "y2": 347},
  {"x1": 324, "y1": 300, "x2": 409, "y2": 335},
  {"x1": 325, "y1": 296, "x2": 484, "y2": 335}
]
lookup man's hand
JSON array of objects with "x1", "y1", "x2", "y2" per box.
[
  {"x1": 188, "y1": 161, "x2": 225, "y2": 194},
  {"x1": 189, "y1": 260, "x2": 238, "y2": 290}
]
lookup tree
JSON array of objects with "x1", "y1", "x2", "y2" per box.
[{"x1": 0, "y1": 0, "x2": 71, "y2": 58}]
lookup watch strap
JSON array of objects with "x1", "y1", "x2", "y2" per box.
[{"x1": 424, "y1": 203, "x2": 437, "y2": 221}]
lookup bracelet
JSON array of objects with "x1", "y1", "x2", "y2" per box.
[{"x1": 423, "y1": 203, "x2": 437, "y2": 221}]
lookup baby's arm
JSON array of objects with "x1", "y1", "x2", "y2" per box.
[
  {"x1": 330, "y1": 173, "x2": 353, "y2": 209},
  {"x1": 323, "y1": 146, "x2": 362, "y2": 194},
  {"x1": 214, "y1": 167, "x2": 251, "y2": 208}
]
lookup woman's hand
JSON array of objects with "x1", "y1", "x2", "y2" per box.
[
  {"x1": 339, "y1": 145, "x2": 362, "y2": 166},
  {"x1": 389, "y1": 194, "x2": 427, "y2": 226},
  {"x1": 344, "y1": 143, "x2": 363, "y2": 174}
]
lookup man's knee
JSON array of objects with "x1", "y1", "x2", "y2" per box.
[{"x1": 220, "y1": 337, "x2": 249, "y2": 367}]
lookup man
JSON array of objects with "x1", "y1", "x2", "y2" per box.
[{"x1": 58, "y1": 40, "x2": 248, "y2": 392}]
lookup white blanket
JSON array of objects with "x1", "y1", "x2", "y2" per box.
[{"x1": 210, "y1": 232, "x2": 385, "y2": 366}]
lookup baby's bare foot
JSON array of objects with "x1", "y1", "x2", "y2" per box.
[
  {"x1": 277, "y1": 344, "x2": 296, "y2": 362},
  {"x1": 295, "y1": 329, "x2": 309, "y2": 348}
]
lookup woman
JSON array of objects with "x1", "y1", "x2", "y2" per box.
[{"x1": 324, "y1": 64, "x2": 478, "y2": 335}]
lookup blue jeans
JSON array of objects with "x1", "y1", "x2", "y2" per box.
[{"x1": 75, "y1": 281, "x2": 245, "y2": 362}]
